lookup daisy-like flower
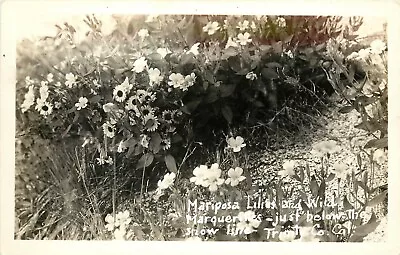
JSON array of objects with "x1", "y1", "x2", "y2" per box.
[
  {"x1": 136, "y1": 89, "x2": 147, "y2": 101},
  {"x1": 157, "y1": 172, "x2": 176, "y2": 190},
  {"x1": 202, "y1": 21, "x2": 220, "y2": 35},
  {"x1": 373, "y1": 149, "x2": 387, "y2": 165},
  {"x1": 139, "y1": 134, "x2": 150, "y2": 148},
  {"x1": 148, "y1": 68, "x2": 163, "y2": 86},
  {"x1": 276, "y1": 17, "x2": 286, "y2": 27},
  {"x1": 225, "y1": 37, "x2": 238, "y2": 49},
  {"x1": 236, "y1": 210, "x2": 261, "y2": 234},
  {"x1": 162, "y1": 110, "x2": 174, "y2": 123},
  {"x1": 370, "y1": 39, "x2": 386, "y2": 55},
  {"x1": 160, "y1": 138, "x2": 171, "y2": 150},
  {"x1": 103, "y1": 102, "x2": 117, "y2": 113},
  {"x1": 237, "y1": 32, "x2": 252, "y2": 46},
  {"x1": 143, "y1": 114, "x2": 159, "y2": 132},
  {"x1": 332, "y1": 162, "x2": 349, "y2": 179},
  {"x1": 278, "y1": 230, "x2": 296, "y2": 242},
  {"x1": 113, "y1": 85, "x2": 127, "y2": 102},
  {"x1": 102, "y1": 122, "x2": 115, "y2": 138},
  {"x1": 21, "y1": 85, "x2": 35, "y2": 113},
  {"x1": 187, "y1": 42, "x2": 200, "y2": 56},
  {"x1": 203, "y1": 163, "x2": 225, "y2": 192},
  {"x1": 37, "y1": 101, "x2": 53, "y2": 116},
  {"x1": 47, "y1": 73, "x2": 54, "y2": 82},
  {"x1": 65, "y1": 73, "x2": 76, "y2": 88},
  {"x1": 142, "y1": 91, "x2": 157, "y2": 103},
  {"x1": 132, "y1": 57, "x2": 148, "y2": 73},
  {"x1": 227, "y1": 136, "x2": 246, "y2": 152},
  {"x1": 140, "y1": 105, "x2": 155, "y2": 117},
  {"x1": 156, "y1": 48, "x2": 171, "y2": 59},
  {"x1": 75, "y1": 97, "x2": 88, "y2": 110},
  {"x1": 278, "y1": 160, "x2": 297, "y2": 178},
  {"x1": 137, "y1": 28, "x2": 149, "y2": 40},
  {"x1": 225, "y1": 167, "x2": 246, "y2": 187},
  {"x1": 126, "y1": 95, "x2": 139, "y2": 112},
  {"x1": 168, "y1": 73, "x2": 185, "y2": 89},
  {"x1": 190, "y1": 165, "x2": 208, "y2": 186},
  {"x1": 245, "y1": 71, "x2": 257, "y2": 80},
  {"x1": 237, "y1": 20, "x2": 249, "y2": 31}
]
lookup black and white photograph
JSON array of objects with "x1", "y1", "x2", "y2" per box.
[{"x1": 1, "y1": 1, "x2": 399, "y2": 254}]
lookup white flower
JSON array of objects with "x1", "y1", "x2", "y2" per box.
[
  {"x1": 115, "y1": 210, "x2": 132, "y2": 228},
  {"x1": 225, "y1": 37, "x2": 238, "y2": 49},
  {"x1": 250, "y1": 21, "x2": 257, "y2": 30},
  {"x1": 21, "y1": 85, "x2": 35, "y2": 112},
  {"x1": 148, "y1": 68, "x2": 163, "y2": 86},
  {"x1": 75, "y1": 97, "x2": 88, "y2": 110},
  {"x1": 227, "y1": 136, "x2": 246, "y2": 152},
  {"x1": 373, "y1": 149, "x2": 387, "y2": 165},
  {"x1": 65, "y1": 73, "x2": 76, "y2": 88},
  {"x1": 187, "y1": 43, "x2": 200, "y2": 56},
  {"x1": 113, "y1": 228, "x2": 126, "y2": 240},
  {"x1": 132, "y1": 57, "x2": 148, "y2": 73},
  {"x1": 145, "y1": 14, "x2": 158, "y2": 23},
  {"x1": 203, "y1": 163, "x2": 225, "y2": 192},
  {"x1": 237, "y1": 32, "x2": 252, "y2": 46},
  {"x1": 202, "y1": 21, "x2": 220, "y2": 35},
  {"x1": 137, "y1": 29, "x2": 149, "y2": 40},
  {"x1": 105, "y1": 214, "x2": 116, "y2": 231},
  {"x1": 296, "y1": 226, "x2": 320, "y2": 242},
  {"x1": 310, "y1": 140, "x2": 339, "y2": 158},
  {"x1": 140, "y1": 105, "x2": 155, "y2": 116},
  {"x1": 237, "y1": 20, "x2": 249, "y2": 31},
  {"x1": 358, "y1": 48, "x2": 371, "y2": 61},
  {"x1": 245, "y1": 72, "x2": 257, "y2": 80},
  {"x1": 225, "y1": 167, "x2": 246, "y2": 186},
  {"x1": 25, "y1": 76, "x2": 34, "y2": 85},
  {"x1": 156, "y1": 48, "x2": 171, "y2": 59},
  {"x1": 39, "y1": 84, "x2": 49, "y2": 100},
  {"x1": 117, "y1": 140, "x2": 127, "y2": 153},
  {"x1": 190, "y1": 165, "x2": 208, "y2": 186},
  {"x1": 236, "y1": 210, "x2": 261, "y2": 234},
  {"x1": 370, "y1": 39, "x2": 386, "y2": 55},
  {"x1": 36, "y1": 100, "x2": 53, "y2": 116},
  {"x1": 332, "y1": 162, "x2": 349, "y2": 179},
  {"x1": 278, "y1": 160, "x2": 296, "y2": 178},
  {"x1": 161, "y1": 138, "x2": 171, "y2": 150},
  {"x1": 279, "y1": 230, "x2": 296, "y2": 242},
  {"x1": 346, "y1": 52, "x2": 359, "y2": 61},
  {"x1": 55, "y1": 81, "x2": 61, "y2": 87},
  {"x1": 168, "y1": 73, "x2": 185, "y2": 90},
  {"x1": 143, "y1": 114, "x2": 159, "y2": 132},
  {"x1": 120, "y1": 77, "x2": 133, "y2": 93},
  {"x1": 103, "y1": 102, "x2": 116, "y2": 113},
  {"x1": 103, "y1": 122, "x2": 115, "y2": 138},
  {"x1": 113, "y1": 85, "x2": 127, "y2": 102},
  {"x1": 139, "y1": 134, "x2": 150, "y2": 148},
  {"x1": 157, "y1": 172, "x2": 176, "y2": 190},
  {"x1": 47, "y1": 73, "x2": 54, "y2": 82},
  {"x1": 276, "y1": 17, "x2": 286, "y2": 27},
  {"x1": 184, "y1": 73, "x2": 196, "y2": 89}
]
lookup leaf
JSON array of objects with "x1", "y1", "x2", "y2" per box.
[
  {"x1": 318, "y1": 180, "x2": 326, "y2": 199},
  {"x1": 351, "y1": 212, "x2": 380, "y2": 238},
  {"x1": 149, "y1": 133, "x2": 162, "y2": 154},
  {"x1": 89, "y1": 95, "x2": 101, "y2": 103},
  {"x1": 367, "y1": 190, "x2": 388, "y2": 207},
  {"x1": 220, "y1": 84, "x2": 236, "y2": 97},
  {"x1": 343, "y1": 195, "x2": 354, "y2": 210},
  {"x1": 181, "y1": 99, "x2": 202, "y2": 114},
  {"x1": 310, "y1": 175, "x2": 319, "y2": 196},
  {"x1": 364, "y1": 137, "x2": 388, "y2": 149},
  {"x1": 136, "y1": 153, "x2": 154, "y2": 169},
  {"x1": 261, "y1": 67, "x2": 279, "y2": 80},
  {"x1": 222, "y1": 47, "x2": 239, "y2": 59},
  {"x1": 326, "y1": 173, "x2": 335, "y2": 182},
  {"x1": 165, "y1": 154, "x2": 178, "y2": 173},
  {"x1": 338, "y1": 105, "x2": 354, "y2": 114},
  {"x1": 221, "y1": 105, "x2": 233, "y2": 124}
]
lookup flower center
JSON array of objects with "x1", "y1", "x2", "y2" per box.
[
  {"x1": 117, "y1": 90, "x2": 123, "y2": 97},
  {"x1": 108, "y1": 127, "x2": 113, "y2": 132},
  {"x1": 42, "y1": 105, "x2": 49, "y2": 111},
  {"x1": 164, "y1": 113, "x2": 172, "y2": 121},
  {"x1": 142, "y1": 109, "x2": 150, "y2": 115}
]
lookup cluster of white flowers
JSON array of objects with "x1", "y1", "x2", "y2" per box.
[
  {"x1": 190, "y1": 163, "x2": 246, "y2": 192},
  {"x1": 105, "y1": 210, "x2": 133, "y2": 240},
  {"x1": 21, "y1": 85, "x2": 35, "y2": 113},
  {"x1": 168, "y1": 72, "x2": 197, "y2": 91}
]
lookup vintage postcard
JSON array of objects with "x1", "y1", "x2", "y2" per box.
[{"x1": 1, "y1": 1, "x2": 399, "y2": 255}]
